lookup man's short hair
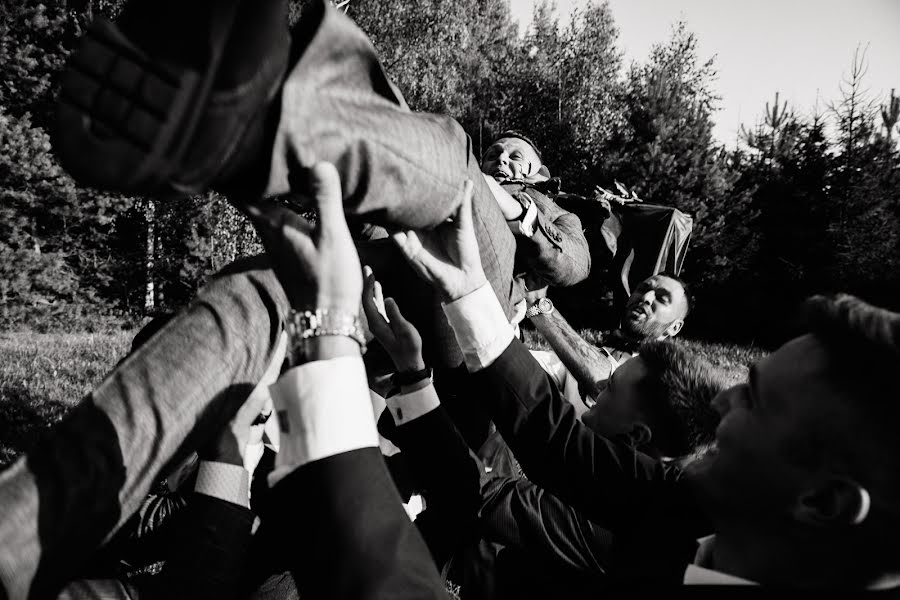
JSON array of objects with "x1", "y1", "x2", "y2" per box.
[
  {"x1": 657, "y1": 271, "x2": 692, "y2": 318},
  {"x1": 491, "y1": 130, "x2": 543, "y2": 161},
  {"x1": 636, "y1": 340, "x2": 724, "y2": 457},
  {"x1": 798, "y1": 294, "x2": 900, "y2": 563},
  {"x1": 800, "y1": 295, "x2": 900, "y2": 495}
]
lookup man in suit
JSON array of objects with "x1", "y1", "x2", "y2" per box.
[
  {"x1": 395, "y1": 180, "x2": 900, "y2": 588},
  {"x1": 363, "y1": 265, "x2": 724, "y2": 598},
  {"x1": 0, "y1": 165, "x2": 448, "y2": 600},
  {"x1": 480, "y1": 131, "x2": 591, "y2": 293},
  {"x1": 1, "y1": 2, "x2": 524, "y2": 596}
]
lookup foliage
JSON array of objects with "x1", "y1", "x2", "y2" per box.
[{"x1": 0, "y1": 0, "x2": 897, "y2": 348}]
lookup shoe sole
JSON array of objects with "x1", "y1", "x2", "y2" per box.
[{"x1": 54, "y1": 7, "x2": 239, "y2": 197}]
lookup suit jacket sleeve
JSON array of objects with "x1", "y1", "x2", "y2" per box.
[
  {"x1": 57, "y1": 494, "x2": 254, "y2": 600},
  {"x1": 478, "y1": 474, "x2": 613, "y2": 575},
  {"x1": 259, "y1": 448, "x2": 448, "y2": 600},
  {"x1": 380, "y1": 402, "x2": 612, "y2": 578},
  {"x1": 472, "y1": 337, "x2": 705, "y2": 534},
  {"x1": 378, "y1": 407, "x2": 483, "y2": 571},
  {"x1": 512, "y1": 188, "x2": 591, "y2": 289},
  {"x1": 146, "y1": 493, "x2": 254, "y2": 600}
]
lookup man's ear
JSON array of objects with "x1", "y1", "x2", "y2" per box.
[
  {"x1": 627, "y1": 422, "x2": 653, "y2": 447},
  {"x1": 793, "y1": 477, "x2": 871, "y2": 527},
  {"x1": 663, "y1": 319, "x2": 684, "y2": 338}
]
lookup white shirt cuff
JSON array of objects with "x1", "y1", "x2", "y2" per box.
[
  {"x1": 194, "y1": 461, "x2": 250, "y2": 508},
  {"x1": 516, "y1": 199, "x2": 539, "y2": 237},
  {"x1": 386, "y1": 381, "x2": 440, "y2": 426},
  {"x1": 442, "y1": 283, "x2": 516, "y2": 371},
  {"x1": 267, "y1": 356, "x2": 378, "y2": 487}
]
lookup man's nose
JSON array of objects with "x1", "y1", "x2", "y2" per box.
[{"x1": 498, "y1": 152, "x2": 510, "y2": 166}]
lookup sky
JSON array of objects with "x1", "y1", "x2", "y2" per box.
[{"x1": 508, "y1": 0, "x2": 900, "y2": 145}]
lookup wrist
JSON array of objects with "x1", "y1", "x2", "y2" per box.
[
  {"x1": 286, "y1": 307, "x2": 365, "y2": 364},
  {"x1": 440, "y1": 273, "x2": 488, "y2": 303},
  {"x1": 198, "y1": 444, "x2": 243, "y2": 467},
  {"x1": 499, "y1": 194, "x2": 525, "y2": 221},
  {"x1": 394, "y1": 357, "x2": 426, "y2": 373},
  {"x1": 290, "y1": 335, "x2": 361, "y2": 365},
  {"x1": 392, "y1": 366, "x2": 433, "y2": 389},
  {"x1": 525, "y1": 297, "x2": 554, "y2": 319}
]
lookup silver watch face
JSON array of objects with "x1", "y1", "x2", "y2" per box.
[{"x1": 539, "y1": 298, "x2": 553, "y2": 313}]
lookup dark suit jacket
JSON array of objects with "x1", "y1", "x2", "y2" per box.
[
  {"x1": 248, "y1": 447, "x2": 449, "y2": 600},
  {"x1": 472, "y1": 337, "x2": 713, "y2": 585},
  {"x1": 61, "y1": 493, "x2": 254, "y2": 600},
  {"x1": 380, "y1": 404, "x2": 610, "y2": 599},
  {"x1": 378, "y1": 407, "x2": 483, "y2": 572}
]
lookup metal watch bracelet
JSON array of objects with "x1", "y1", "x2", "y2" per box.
[{"x1": 286, "y1": 308, "x2": 366, "y2": 353}]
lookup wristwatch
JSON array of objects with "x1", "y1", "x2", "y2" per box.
[
  {"x1": 392, "y1": 366, "x2": 433, "y2": 388},
  {"x1": 286, "y1": 308, "x2": 366, "y2": 360},
  {"x1": 525, "y1": 297, "x2": 554, "y2": 319}
]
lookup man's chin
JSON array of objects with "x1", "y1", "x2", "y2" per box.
[{"x1": 681, "y1": 445, "x2": 717, "y2": 480}]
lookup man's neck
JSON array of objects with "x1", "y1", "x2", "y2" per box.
[
  {"x1": 710, "y1": 529, "x2": 884, "y2": 588},
  {"x1": 605, "y1": 328, "x2": 642, "y2": 352}
]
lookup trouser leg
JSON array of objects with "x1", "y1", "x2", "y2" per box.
[{"x1": 0, "y1": 256, "x2": 287, "y2": 600}]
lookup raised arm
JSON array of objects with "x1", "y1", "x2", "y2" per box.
[
  {"x1": 243, "y1": 162, "x2": 448, "y2": 600},
  {"x1": 516, "y1": 191, "x2": 591, "y2": 289},
  {"x1": 392, "y1": 182, "x2": 690, "y2": 526},
  {"x1": 527, "y1": 288, "x2": 614, "y2": 401},
  {"x1": 478, "y1": 474, "x2": 612, "y2": 575}
]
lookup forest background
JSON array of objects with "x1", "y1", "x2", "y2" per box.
[{"x1": 2, "y1": 0, "x2": 899, "y2": 346}]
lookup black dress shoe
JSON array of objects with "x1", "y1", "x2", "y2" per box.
[{"x1": 53, "y1": 0, "x2": 289, "y2": 198}]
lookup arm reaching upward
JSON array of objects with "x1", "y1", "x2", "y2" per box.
[{"x1": 527, "y1": 289, "x2": 614, "y2": 401}]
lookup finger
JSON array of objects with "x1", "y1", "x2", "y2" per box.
[
  {"x1": 392, "y1": 230, "x2": 424, "y2": 263},
  {"x1": 243, "y1": 202, "x2": 279, "y2": 242},
  {"x1": 362, "y1": 271, "x2": 394, "y2": 342},
  {"x1": 362, "y1": 267, "x2": 381, "y2": 316},
  {"x1": 384, "y1": 298, "x2": 416, "y2": 334},
  {"x1": 372, "y1": 279, "x2": 388, "y2": 321},
  {"x1": 245, "y1": 200, "x2": 314, "y2": 237},
  {"x1": 308, "y1": 162, "x2": 349, "y2": 238},
  {"x1": 280, "y1": 222, "x2": 319, "y2": 268},
  {"x1": 455, "y1": 179, "x2": 475, "y2": 234}
]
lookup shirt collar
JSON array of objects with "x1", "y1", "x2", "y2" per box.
[
  {"x1": 686, "y1": 535, "x2": 900, "y2": 589},
  {"x1": 684, "y1": 536, "x2": 757, "y2": 585}
]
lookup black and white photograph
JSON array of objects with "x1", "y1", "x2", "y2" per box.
[{"x1": 1, "y1": 0, "x2": 899, "y2": 596}]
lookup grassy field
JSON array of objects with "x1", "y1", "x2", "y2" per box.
[
  {"x1": 0, "y1": 331, "x2": 132, "y2": 466},
  {"x1": 0, "y1": 330, "x2": 765, "y2": 469}
]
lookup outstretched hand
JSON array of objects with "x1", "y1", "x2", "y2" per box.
[
  {"x1": 362, "y1": 266, "x2": 424, "y2": 373},
  {"x1": 244, "y1": 162, "x2": 362, "y2": 314},
  {"x1": 392, "y1": 179, "x2": 487, "y2": 303}
]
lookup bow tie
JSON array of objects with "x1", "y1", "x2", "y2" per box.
[{"x1": 601, "y1": 331, "x2": 641, "y2": 354}]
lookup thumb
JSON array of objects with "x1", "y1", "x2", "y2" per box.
[
  {"x1": 384, "y1": 297, "x2": 410, "y2": 329},
  {"x1": 308, "y1": 162, "x2": 347, "y2": 235}
]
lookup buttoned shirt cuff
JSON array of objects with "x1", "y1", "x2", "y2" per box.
[
  {"x1": 442, "y1": 283, "x2": 516, "y2": 371},
  {"x1": 267, "y1": 356, "x2": 378, "y2": 487},
  {"x1": 386, "y1": 381, "x2": 440, "y2": 426},
  {"x1": 194, "y1": 461, "x2": 250, "y2": 508}
]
